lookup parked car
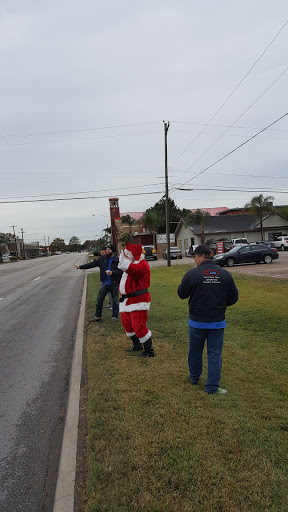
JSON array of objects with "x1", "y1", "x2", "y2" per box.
[
  {"x1": 185, "y1": 245, "x2": 198, "y2": 257},
  {"x1": 213, "y1": 244, "x2": 279, "y2": 267},
  {"x1": 163, "y1": 247, "x2": 182, "y2": 260},
  {"x1": 142, "y1": 245, "x2": 157, "y2": 261},
  {"x1": 1, "y1": 253, "x2": 11, "y2": 262},
  {"x1": 273, "y1": 236, "x2": 288, "y2": 251},
  {"x1": 255, "y1": 241, "x2": 276, "y2": 248},
  {"x1": 231, "y1": 238, "x2": 249, "y2": 248}
]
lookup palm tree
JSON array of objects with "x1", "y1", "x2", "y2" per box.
[
  {"x1": 120, "y1": 215, "x2": 137, "y2": 243},
  {"x1": 244, "y1": 194, "x2": 274, "y2": 240},
  {"x1": 119, "y1": 232, "x2": 131, "y2": 247},
  {"x1": 140, "y1": 211, "x2": 159, "y2": 246},
  {"x1": 103, "y1": 227, "x2": 112, "y2": 245},
  {"x1": 184, "y1": 209, "x2": 211, "y2": 244}
]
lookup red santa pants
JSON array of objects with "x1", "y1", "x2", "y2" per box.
[{"x1": 121, "y1": 310, "x2": 151, "y2": 342}]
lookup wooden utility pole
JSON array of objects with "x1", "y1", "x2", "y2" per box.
[
  {"x1": 20, "y1": 228, "x2": 26, "y2": 258},
  {"x1": 10, "y1": 225, "x2": 18, "y2": 258},
  {"x1": 164, "y1": 121, "x2": 170, "y2": 267}
]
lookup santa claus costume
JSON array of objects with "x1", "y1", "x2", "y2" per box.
[{"x1": 118, "y1": 243, "x2": 154, "y2": 357}]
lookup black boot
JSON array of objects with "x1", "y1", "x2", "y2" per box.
[
  {"x1": 138, "y1": 337, "x2": 154, "y2": 357},
  {"x1": 125, "y1": 334, "x2": 143, "y2": 352}
]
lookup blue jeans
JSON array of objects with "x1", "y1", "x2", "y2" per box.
[
  {"x1": 188, "y1": 326, "x2": 224, "y2": 393},
  {"x1": 95, "y1": 284, "x2": 119, "y2": 319}
]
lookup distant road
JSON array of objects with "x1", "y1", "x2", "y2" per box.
[{"x1": 0, "y1": 253, "x2": 87, "y2": 512}]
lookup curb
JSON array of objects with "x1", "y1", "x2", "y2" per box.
[{"x1": 53, "y1": 275, "x2": 87, "y2": 512}]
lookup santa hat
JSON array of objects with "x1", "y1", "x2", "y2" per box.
[{"x1": 125, "y1": 243, "x2": 143, "y2": 262}]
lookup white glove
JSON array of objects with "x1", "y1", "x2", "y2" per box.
[{"x1": 118, "y1": 250, "x2": 130, "y2": 271}]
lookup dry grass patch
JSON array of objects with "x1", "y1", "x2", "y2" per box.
[{"x1": 84, "y1": 268, "x2": 288, "y2": 512}]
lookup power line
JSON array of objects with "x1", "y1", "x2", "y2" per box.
[
  {"x1": 165, "y1": 169, "x2": 288, "y2": 179},
  {"x1": 0, "y1": 182, "x2": 163, "y2": 200},
  {"x1": 0, "y1": 121, "x2": 159, "y2": 140},
  {"x1": 171, "y1": 128, "x2": 288, "y2": 141},
  {"x1": 173, "y1": 111, "x2": 288, "y2": 189},
  {"x1": 0, "y1": 129, "x2": 162, "y2": 148},
  {"x1": 171, "y1": 120, "x2": 288, "y2": 133},
  {"x1": 0, "y1": 190, "x2": 164, "y2": 204},
  {"x1": 169, "y1": 18, "x2": 288, "y2": 168},
  {"x1": 177, "y1": 186, "x2": 288, "y2": 193},
  {"x1": 0, "y1": 167, "x2": 162, "y2": 175},
  {"x1": 205, "y1": 171, "x2": 288, "y2": 179},
  {"x1": 172, "y1": 63, "x2": 288, "y2": 185}
]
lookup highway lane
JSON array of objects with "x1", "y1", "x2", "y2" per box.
[{"x1": 0, "y1": 253, "x2": 87, "y2": 512}]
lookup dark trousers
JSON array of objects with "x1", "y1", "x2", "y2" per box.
[{"x1": 95, "y1": 284, "x2": 119, "y2": 319}]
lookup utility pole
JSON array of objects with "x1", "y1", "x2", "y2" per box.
[
  {"x1": 164, "y1": 121, "x2": 170, "y2": 267},
  {"x1": 20, "y1": 228, "x2": 26, "y2": 258},
  {"x1": 10, "y1": 225, "x2": 18, "y2": 258}
]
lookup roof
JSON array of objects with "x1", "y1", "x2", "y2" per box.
[
  {"x1": 189, "y1": 207, "x2": 228, "y2": 216},
  {"x1": 182, "y1": 214, "x2": 259, "y2": 235},
  {"x1": 121, "y1": 207, "x2": 228, "y2": 221},
  {"x1": 218, "y1": 205, "x2": 288, "y2": 215},
  {"x1": 217, "y1": 207, "x2": 244, "y2": 215},
  {"x1": 120, "y1": 212, "x2": 144, "y2": 221}
]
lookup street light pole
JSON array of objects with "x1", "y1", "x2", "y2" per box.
[{"x1": 164, "y1": 121, "x2": 171, "y2": 267}]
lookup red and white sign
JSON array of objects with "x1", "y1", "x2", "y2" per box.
[{"x1": 216, "y1": 242, "x2": 225, "y2": 254}]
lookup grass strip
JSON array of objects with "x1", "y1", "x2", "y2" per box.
[{"x1": 84, "y1": 266, "x2": 288, "y2": 512}]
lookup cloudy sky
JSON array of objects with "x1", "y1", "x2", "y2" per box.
[{"x1": 1, "y1": 1, "x2": 288, "y2": 244}]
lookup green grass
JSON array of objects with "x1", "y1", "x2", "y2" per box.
[{"x1": 84, "y1": 267, "x2": 288, "y2": 512}]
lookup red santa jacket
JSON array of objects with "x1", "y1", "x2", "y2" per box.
[{"x1": 119, "y1": 257, "x2": 151, "y2": 312}]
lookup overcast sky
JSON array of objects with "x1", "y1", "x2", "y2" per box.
[{"x1": 1, "y1": 1, "x2": 288, "y2": 244}]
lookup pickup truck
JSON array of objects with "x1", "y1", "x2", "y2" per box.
[{"x1": 273, "y1": 236, "x2": 288, "y2": 251}]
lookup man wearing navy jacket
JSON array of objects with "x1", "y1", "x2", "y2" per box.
[
  {"x1": 178, "y1": 245, "x2": 238, "y2": 395},
  {"x1": 74, "y1": 244, "x2": 122, "y2": 322}
]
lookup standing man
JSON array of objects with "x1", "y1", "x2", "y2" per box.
[
  {"x1": 99, "y1": 247, "x2": 113, "y2": 310},
  {"x1": 74, "y1": 244, "x2": 122, "y2": 322},
  {"x1": 118, "y1": 243, "x2": 154, "y2": 357},
  {"x1": 177, "y1": 245, "x2": 238, "y2": 395}
]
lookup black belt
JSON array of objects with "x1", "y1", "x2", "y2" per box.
[{"x1": 119, "y1": 289, "x2": 148, "y2": 303}]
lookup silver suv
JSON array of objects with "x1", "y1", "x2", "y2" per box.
[{"x1": 274, "y1": 236, "x2": 288, "y2": 251}]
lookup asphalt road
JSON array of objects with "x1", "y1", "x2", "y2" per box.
[{"x1": 0, "y1": 253, "x2": 87, "y2": 512}]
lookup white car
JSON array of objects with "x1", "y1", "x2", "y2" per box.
[
  {"x1": 185, "y1": 245, "x2": 198, "y2": 257},
  {"x1": 274, "y1": 236, "x2": 288, "y2": 251},
  {"x1": 1, "y1": 253, "x2": 11, "y2": 262}
]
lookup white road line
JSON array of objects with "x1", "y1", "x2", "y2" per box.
[
  {"x1": 34, "y1": 276, "x2": 41, "y2": 281},
  {"x1": 0, "y1": 298, "x2": 4, "y2": 300}
]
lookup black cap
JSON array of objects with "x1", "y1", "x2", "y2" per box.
[
  {"x1": 192, "y1": 244, "x2": 212, "y2": 257},
  {"x1": 106, "y1": 244, "x2": 116, "y2": 253}
]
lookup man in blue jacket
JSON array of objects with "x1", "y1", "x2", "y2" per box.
[
  {"x1": 178, "y1": 245, "x2": 238, "y2": 395},
  {"x1": 74, "y1": 244, "x2": 122, "y2": 322}
]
